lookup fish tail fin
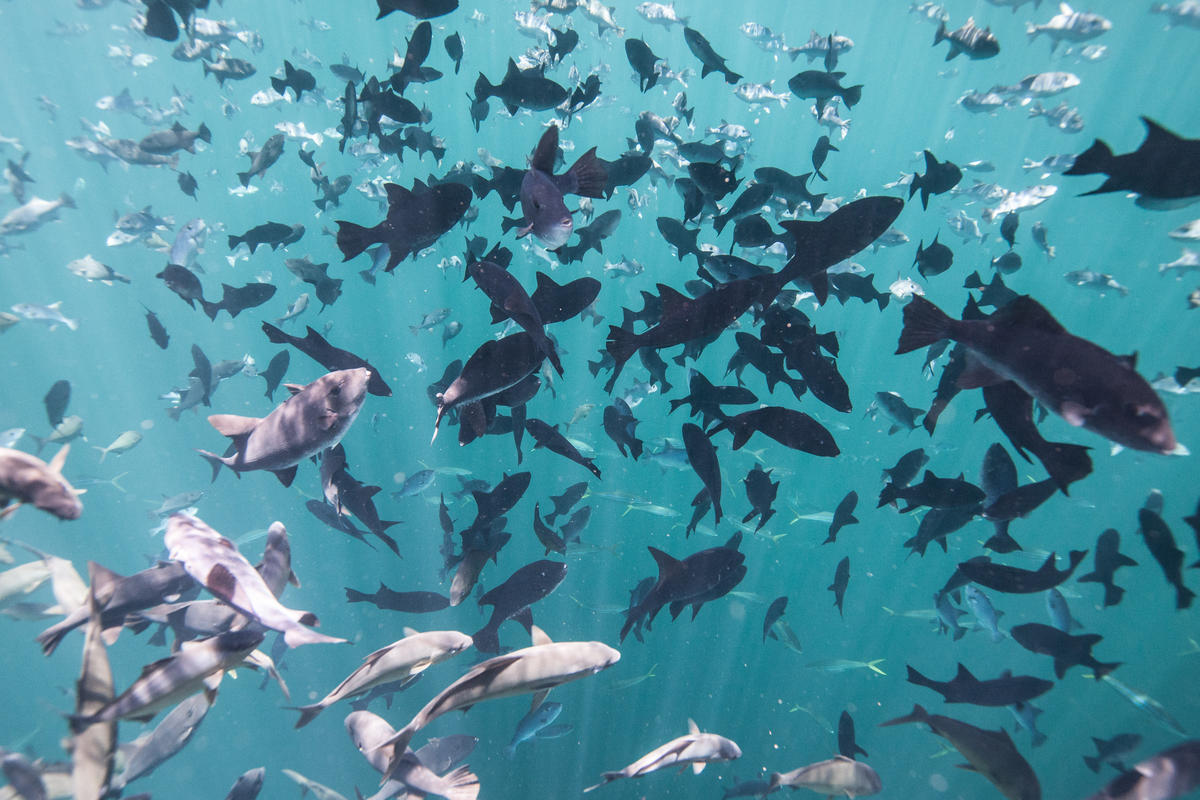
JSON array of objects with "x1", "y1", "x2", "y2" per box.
[
  {"x1": 59, "y1": 192, "x2": 76, "y2": 210},
  {"x1": 292, "y1": 703, "x2": 324, "y2": 729},
  {"x1": 1084, "y1": 755, "x2": 1101, "y2": 773},
  {"x1": 1094, "y1": 661, "x2": 1122, "y2": 680},
  {"x1": 1025, "y1": 21, "x2": 1039, "y2": 41},
  {"x1": 842, "y1": 85, "x2": 863, "y2": 107},
  {"x1": 584, "y1": 774, "x2": 620, "y2": 793},
  {"x1": 877, "y1": 482, "x2": 900, "y2": 508},
  {"x1": 881, "y1": 703, "x2": 929, "y2": 727},
  {"x1": 237, "y1": 171, "x2": 252, "y2": 187},
  {"x1": 227, "y1": 235, "x2": 243, "y2": 250},
  {"x1": 1038, "y1": 442, "x2": 1092, "y2": 493},
  {"x1": 896, "y1": 296, "x2": 953, "y2": 354},
  {"x1": 196, "y1": 449, "x2": 228, "y2": 482},
  {"x1": 566, "y1": 147, "x2": 608, "y2": 199},
  {"x1": 713, "y1": 212, "x2": 731, "y2": 234},
  {"x1": 1178, "y1": 586, "x2": 1196, "y2": 610},
  {"x1": 473, "y1": 73, "x2": 493, "y2": 101},
  {"x1": 440, "y1": 766, "x2": 481, "y2": 800},
  {"x1": 604, "y1": 326, "x2": 639, "y2": 393},
  {"x1": 344, "y1": 587, "x2": 371, "y2": 603},
  {"x1": 197, "y1": 122, "x2": 211, "y2": 143},
  {"x1": 934, "y1": 21, "x2": 947, "y2": 45},
  {"x1": 470, "y1": 622, "x2": 500, "y2": 655},
  {"x1": 200, "y1": 298, "x2": 222, "y2": 321},
  {"x1": 1064, "y1": 139, "x2": 1113, "y2": 177},
  {"x1": 335, "y1": 221, "x2": 374, "y2": 261},
  {"x1": 93, "y1": 446, "x2": 108, "y2": 463}
]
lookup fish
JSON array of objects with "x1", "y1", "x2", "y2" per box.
[
  {"x1": 505, "y1": 701, "x2": 569, "y2": 757},
  {"x1": 1098, "y1": 674, "x2": 1188, "y2": 739},
  {"x1": 742, "y1": 464, "x2": 779, "y2": 532},
  {"x1": 200, "y1": 282, "x2": 278, "y2": 321},
  {"x1": 0, "y1": 193, "x2": 75, "y2": 235},
  {"x1": 345, "y1": 711, "x2": 479, "y2": 800},
  {"x1": 909, "y1": 150, "x2": 962, "y2": 209},
  {"x1": 625, "y1": 38, "x2": 662, "y2": 93},
  {"x1": 336, "y1": 179, "x2": 472, "y2": 271},
  {"x1": 222, "y1": 768, "x2": 265, "y2": 800},
  {"x1": 138, "y1": 121, "x2": 211, "y2": 155},
  {"x1": 10, "y1": 300, "x2": 78, "y2": 331},
  {"x1": 838, "y1": 711, "x2": 868, "y2": 759},
  {"x1": 271, "y1": 59, "x2": 316, "y2": 100},
  {"x1": 898, "y1": 295, "x2": 1182, "y2": 454},
  {"x1": 444, "y1": 33, "x2": 463, "y2": 73},
  {"x1": 376, "y1": 0, "x2": 459, "y2": 19},
  {"x1": 683, "y1": 27, "x2": 741, "y2": 85},
  {"x1": 108, "y1": 693, "x2": 212, "y2": 792},
  {"x1": 955, "y1": 550, "x2": 1087, "y2": 594},
  {"x1": 1077, "y1": 528, "x2": 1138, "y2": 608},
  {"x1": 156, "y1": 265, "x2": 205, "y2": 309},
  {"x1": 710, "y1": 407, "x2": 840, "y2": 456},
  {"x1": 1027, "y1": 3, "x2": 1112, "y2": 51},
  {"x1": 788, "y1": 70, "x2": 862, "y2": 115},
  {"x1": 474, "y1": 58, "x2": 567, "y2": 115},
  {"x1": 198, "y1": 368, "x2": 370, "y2": 486},
  {"x1": 203, "y1": 56, "x2": 257, "y2": 85},
  {"x1": 1066, "y1": 117, "x2": 1200, "y2": 208},
  {"x1": 881, "y1": 704, "x2": 1041, "y2": 800},
  {"x1": 585, "y1": 719, "x2": 741, "y2": 792},
  {"x1": 344, "y1": 584, "x2": 449, "y2": 613},
  {"x1": 1010, "y1": 622, "x2": 1119, "y2": 679},
  {"x1": 828, "y1": 556, "x2": 850, "y2": 616},
  {"x1": 682, "y1": 422, "x2": 722, "y2": 524},
  {"x1": 824, "y1": 491, "x2": 859, "y2": 544},
  {"x1": 291, "y1": 629, "x2": 473, "y2": 727},
  {"x1": 526, "y1": 418, "x2": 601, "y2": 479},
  {"x1": 237, "y1": 133, "x2": 284, "y2": 186},
  {"x1": 66, "y1": 254, "x2": 131, "y2": 285},
  {"x1": 1138, "y1": 508, "x2": 1195, "y2": 609},
  {"x1": 907, "y1": 662, "x2": 1053, "y2": 706},
  {"x1": 770, "y1": 756, "x2": 882, "y2": 797},
  {"x1": 621, "y1": 533, "x2": 746, "y2": 639},
  {"x1": 262, "y1": 324, "x2": 391, "y2": 396},
  {"x1": 0, "y1": 445, "x2": 83, "y2": 521},
  {"x1": 934, "y1": 17, "x2": 1000, "y2": 60},
  {"x1": 602, "y1": 397, "x2": 643, "y2": 460},
  {"x1": 379, "y1": 626, "x2": 619, "y2": 763},
  {"x1": 93, "y1": 431, "x2": 142, "y2": 462}
]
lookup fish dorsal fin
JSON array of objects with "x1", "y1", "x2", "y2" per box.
[
  {"x1": 648, "y1": 547, "x2": 683, "y2": 579},
  {"x1": 1140, "y1": 117, "x2": 1182, "y2": 150},
  {"x1": 1059, "y1": 3, "x2": 1073, "y2": 15},
  {"x1": 1118, "y1": 352, "x2": 1138, "y2": 369},
  {"x1": 656, "y1": 283, "x2": 690, "y2": 316},
  {"x1": 384, "y1": 183, "x2": 412, "y2": 206},
  {"x1": 535, "y1": 271, "x2": 561, "y2": 294},
  {"x1": 531, "y1": 624, "x2": 553, "y2": 646},
  {"x1": 47, "y1": 444, "x2": 70, "y2": 475},
  {"x1": 208, "y1": 414, "x2": 260, "y2": 437},
  {"x1": 924, "y1": 150, "x2": 938, "y2": 170},
  {"x1": 991, "y1": 296, "x2": 1065, "y2": 335},
  {"x1": 954, "y1": 662, "x2": 975, "y2": 682},
  {"x1": 284, "y1": 383, "x2": 305, "y2": 396},
  {"x1": 687, "y1": 718, "x2": 700, "y2": 735},
  {"x1": 530, "y1": 126, "x2": 560, "y2": 174},
  {"x1": 403, "y1": 626, "x2": 420, "y2": 637},
  {"x1": 505, "y1": 58, "x2": 520, "y2": 80}
]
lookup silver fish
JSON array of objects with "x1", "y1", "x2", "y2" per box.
[{"x1": 584, "y1": 719, "x2": 741, "y2": 792}]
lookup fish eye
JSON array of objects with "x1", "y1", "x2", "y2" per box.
[{"x1": 330, "y1": 385, "x2": 341, "y2": 396}]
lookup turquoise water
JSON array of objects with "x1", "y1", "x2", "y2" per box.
[{"x1": 1, "y1": 0, "x2": 1199, "y2": 798}]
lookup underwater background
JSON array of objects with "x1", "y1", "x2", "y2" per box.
[{"x1": 1, "y1": 0, "x2": 1199, "y2": 798}]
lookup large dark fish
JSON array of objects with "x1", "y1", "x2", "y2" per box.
[
  {"x1": 787, "y1": 70, "x2": 862, "y2": 114},
  {"x1": 1065, "y1": 117, "x2": 1200, "y2": 208},
  {"x1": 271, "y1": 60, "x2": 316, "y2": 101},
  {"x1": 828, "y1": 556, "x2": 850, "y2": 615},
  {"x1": 838, "y1": 711, "x2": 867, "y2": 760},
  {"x1": 435, "y1": 334, "x2": 544, "y2": 439},
  {"x1": 981, "y1": 380, "x2": 1093, "y2": 492},
  {"x1": 742, "y1": 463, "x2": 778, "y2": 531},
  {"x1": 200, "y1": 282, "x2": 277, "y2": 321},
  {"x1": 390, "y1": 22, "x2": 442, "y2": 94},
  {"x1": 683, "y1": 27, "x2": 742, "y2": 84},
  {"x1": 228, "y1": 221, "x2": 296, "y2": 253},
  {"x1": 668, "y1": 371, "x2": 757, "y2": 429},
  {"x1": 143, "y1": 306, "x2": 170, "y2": 350},
  {"x1": 825, "y1": 491, "x2": 859, "y2": 545},
  {"x1": 906, "y1": 663, "x2": 1053, "y2": 707},
  {"x1": 468, "y1": 259, "x2": 561, "y2": 374},
  {"x1": 43, "y1": 379, "x2": 70, "y2": 428},
  {"x1": 683, "y1": 422, "x2": 721, "y2": 524},
  {"x1": 237, "y1": 134, "x2": 285, "y2": 187},
  {"x1": 1010, "y1": 622, "x2": 1120, "y2": 680},
  {"x1": 878, "y1": 470, "x2": 984, "y2": 512},
  {"x1": 602, "y1": 398, "x2": 643, "y2": 460},
  {"x1": 474, "y1": 59, "x2": 568, "y2": 115},
  {"x1": 910, "y1": 150, "x2": 962, "y2": 210},
  {"x1": 472, "y1": 560, "x2": 567, "y2": 653},
  {"x1": 516, "y1": 125, "x2": 606, "y2": 248},
  {"x1": 955, "y1": 550, "x2": 1087, "y2": 594},
  {"x1": 897, "y1": 295, "x2": 1181, "y2": 454},
  {"x1": 336, "y1": 179, "x2": 472, "y2": 272},
  {"x1": 262, "y1": 323, "x2": 392, "y2": 397},
  {"x1": 156, "y1": 264, "x2": 205, "y2": 309},
  {"x1": 625, "y1": 38, "x2": 661, "y2": 92},
  {"x1": 1077, "y1": 528, "x2": 1137, "y2": 608},
  {"x1": 376, "y1": 0, "x2": 459, "y2": 19},
  {"x1": 708, "y1": 407, "x2": 839, "y2": 456},
  {"x1": 1138, "y1": 508, "x2": 1195, "y2": 610}
]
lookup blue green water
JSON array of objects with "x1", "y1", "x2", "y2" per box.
[{"x1": 1, "y1": 0, "x2": 1199, "y2": 798}]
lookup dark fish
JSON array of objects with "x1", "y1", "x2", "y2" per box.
[
  {"x1": 44, "y1": 379, "x2": 70, "y2": 428},
  {"x1": 914, "y1": 234, "x2": 954, "y2": 278},
  {"x1": 468, "y1": 259, "x2": 561, "y2": 375},
  {"x1": 344, "y1": 584, "x2": 450, "y2": 613},
  {"x1": 709, "y1": 407, "x2": 839, "y2": 456},
  {"x1": 306, "y1": 498, "x2": 376, "y2": 548},
  {"x1": 881, "y1": 705, "x2": 1040, "y2": 800},
  {"x1": 545, "y1": 482, "x2": 587, "y2": 526},
  {"x1": 957, "y1": 550, "x2": 1087, "y2": 594},
  {"x1": 439, "y1": 31, "x2": 463, "y2": 73},
  {"x1": 143, "y1": 306, "x2": 169, "y2": 350},
  {"x1": 907, "y1": 663, "x2": 1054, "y2": 707},
  {"x1": 763, "y1": 595, "x2": 787, "y2": 642},
  {"x1": 138, "y1": 121, "x2": 211, "y2": 155},
  {"x1": 1065, "y1": 117, "x2": 1200, "y2": 207},
  {"x1": 742, "y1": 463, "x2": 778, "y2": 532},
  {"x1": 602, "y1": 398, "x2": 643, "y2": 460},
  {"x1": 473, "y1": 560, "x2": 567, "y2": 653},
  {"x1": 336, "y1": 179, "x2": 472, "y2": 271},
  {"x1": 883, "y1": 448, "x2": 929, "y2": 488},
  {"x1": 625, "y1": 38, "x2": 661, "y2": 92},
  {"x1": 981, "y1": 380, "x2": 1093, "y2": 493},
  {"x1": 714, "y1": 182, "x2": 774, "y2": 235},
  {"x1": 655, "y1": 217, "x2": 704, "y2": 264},
  {"x1": 825, "y1": 491, "x2": 859, "y2": 545},
  {"x1": 262, "y1": 323, "x2": 392, "y2": 397},
  {"x1": 228, "y1": 221, "x2": 295, "y2": 253},
  {"x1": 1083, "y1": 741, "x2": 1200, "y2": 800},
  {"x1": 754, "y1": 167, "x2": 826, "y2": 215},
  {"x1": 965, "y1": 270, "x2": 1018, "y2": 309},
  {"x1": 516, "y1": 125, "x2": 606, "y2": 248},
  {"x1": 178, "y1": 171, "x2": 198, "y2": 199},
  {"x1": 1010, "y1": 622, "x2": 1120, "y2": 680},
  {"x1": 327, "y1": 457, "x2": 401, "y2": 556},
  {"x1": 828, "y1": 556, "x2": 850, "y2": 615},
  {"x1": 390, "y1": 22, "x2": 442, "y2": 94},
  {"x1": 599, "y1": 151, "x2": 652, "y2": 199},
  {"x1": 788, "y1": 70, "x2": 862, "y2": 114},
  {"x1": 604, "y1": 280, "x2": 761, "y2": 392},
  {"x1": 1077, "y1": 528, "x2": 1137, "y2": 608},
  {"x1": 548, "y1": 27, "x2": 579, "y2": 64},
  {"x1": 376, "y1": 0, "x2": 459, "y2": 20},
  {"x1": 903, "y1": 505, "x2": 976, "y2": 557},
  {"x1": 732, "y1": 332, "x2": 805, "y2": 402},
  {"x1": 982, "y1": 479, "x2": 1058, "y2": 522},
  {"x1": 156, "y1": 264, "x2": 205, "y2": 309},
  {"x1": 910, "y1": 150, "x2": 962, "y2": 210},
  {"x1": 992, "y1": 251, "x2": 1022, "y2": 274},
  {"x1": 260, "y1": 350, "x2": 290, "y2": 400},
  {"x1": 189, "y1": 344, "x2": 213, "y2": 408},
  {"x1": 667, "y1": 373, "x2": 756, "y2": 427},
  {"x1": 270, "y1": 60, "x2": 315, "y2": 100},
  {"x1": 525, "y1": 418, "x2": 601, "y2": 479},
  {"x1": 812, "y1": 135, "x2": 838, "y2": 181},
  {"x1": 897, "y1": 295, "x2": 1180, "y2": 454},
  {"x1": 200, "y1": 282, "x2": 277, "y2": 321},
  {"x1": 203, "y1": 57, "x2": 257, "y2": 86},
  {"x1": 828, "y1": 272, "x2": 890, "y2": 310},
  {"x1": 339, "y1": 81, "x2": 357, "y2": 154},
  {"x1": 980, "y1": 442, "x2": 1020, "y2": 553},
  {"x1": 143, "y1": 0, "x2": 179, "y2": 41},
  {"x1": 1138, "y1": 508, "x2": 1195, "y2": 610},
  {"x1": 683, "y1": 27, "x2": 742, "y2": 84},
  {"x1": 435, "y1": 333, "x2": 544, "y2": 437},
  {"x1": 237, "y1": 133, "x2": 285, "y2": 187},
  {"x1": 1001, "y1": 213, "x2": 1019, "y2": 249},
  {"x1": 474, "y1": 58, "x2": 568, "y2": 115},
  {"x1": 555, "y1": 210, "x2": 621, "y2": 263},
  {"x1": 934, "y1": 17, "x2": 1000, "y2": 60},
  {"x1": 688, "y1": 161, "x2": 741, "y2": 200},
  {"x1": 532, "y1": 504, "x2": 566, "y2": 556},
  {"x1": 329, "y1": 61, "x2": 364, "y2": 84},
  {"x1": 1084, "y1": 733, "x2": 1142, "y2": 775},
  {"x1": 683, "y1": 422, "x2": 722, "y2": 524},
  {"x1": 836, "y1": 712, "x2": 868, "y2": 761},
  {"x1": 732, "y1": 214, "x2": 788, "y2": 250}
]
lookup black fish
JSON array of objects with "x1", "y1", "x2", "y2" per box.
[
  {"x1": 655, "y1": 217, "x2": 704, "y2": 264},
  {"x1": 763, "y1": 595, "x2": 787, "y2": 642},
  {"x1": 143, "y1": 0, "x2": 179, "y2": 41},
  {"x1": 532, "y1": 503, "x2": 566, "y2": 556},
  {"x1": 308, "y1": 498, "x2": 377, "y2": 548},
  {"x1": 828, "y1": 556, "x2": 850, "y2": 616},
  {"x1": 435, "y1": 333, "x2": 544, "y2": 436},
  {"x1": 964, "y1": 270, "x2": 1018, "y2": 310},
  {"x1": 474, "y1": 58, "x2": 567, "y2": 115},
  {"x1": 156, "y1": 264, "x2": 205, "y2": 309},
  {"x1": 339, "y1": 81, "x2": 357, "y2": 154},
  {"x1": 566, "y1": 73, "x2": 601, "y2": 117},
  {"x1": 545, "y1": 481, "x2": 587, "y2": 526},
  {"x1": 838, "y1": 711, "x2": 867, "y2": 760},
  {"x1": 271, "y1": 60, "x2": 316, "y2": 100},
  {"x1": 602, "y1": 398, "x2": 643, "y2": 460},
  {"x1": 904, "y1": 505, "x2": 977, "y2": 557},
  {"x1": 981, "y1": 380, "x2": 1093, "y2": 493},
  {"x1": 376, "y1": 0, "x2": 459, "y2": 20},
  {"x1": 262, "y1": 323, "x2": 392, "y2": 397},
  {"x1": 178, "y1": 171, "x2": 198, "y2": 199},
  {"x1": 625, "y1": 38, "x2": 661, "y2": 92},
  {"x1": 638, "y1": 348, "x2": 673, "y2": 394},
  {"x1": 713, "y1": 182, "x2": 774, "y2": 235},
  {"x1": 934, "y1": 17, "x2": 1000, "y2": 60},
  {"x1": 200, "y1": 282, "x2": 277, "y2": 321},
  {"x1": 883, "y1": 448, "x2": 929, "y2": 488},
  {"x1": 555, "y1": 210, "x2": 621, "y2": 262},
  {"x1": 779, "y1": 340, "x2": 851, "y2": 413},
  {"x1": 982, "y1": 479, "x2": 1057, "y2": 522},
  {"x1": 828, "y1": 272, "x2": 890, "y2": 310},
  {"x1": 898, "y1": 294, "x2": 1180, "y2": 454},
  {"x1": 991, "y1": 251, "x2": 1022, "y2": 274},
  {"x1": 599, "y1": 151, "x2": 652, "y2": 199},
  {"x1": 43, "y1": 380, "x2": 70, "y2": 428},
  {"x1": 473, "y1": 560, "x2": 567, "y2": 653},
  {"x1": 143, "y1": 306, "x2": 169, "y2": 350},
  {"x1": 605, "y1": 280, "x2": 761, "y2": 392},
  {"x1": 788, "y1": 70, "x2": 862, "y2": 114},
  {"x1": 754, "y1": 167, "x2": 825, "y2": 215},
  {"x1": 260, "y1": 350, "x2": 290, "y2": 400},
  {"x1": 237, "y1": 134, "x2": 284, "y2": 187},
  {"x1": 979, "y1": 442, "x2": 1020, "y2": 553},
  {"x1": 471, "y1": 471, "x2": 531, "y2": 524},
  {"x1": 742, "y1": 463, "x2": 778, "y2": 532},
  {"x1": 560, "y1": 507, "x2": 592, "y2": 549},
  {"x1": 683, "y1": 422, "x2": 721, "y2": 524},
  {"x1": 336, "y1": 179, "x2": 472, "y2": 271},
  {"x1": 683, "y1": 27, "x2": 741, "y2": 84},
  {"x1": 812, "y1": 135, "x2": 838, "y2": 181},
  {"x1": 1000, "y1": 213, "x2": 1019, "y2": 249},
  {"x1": 228, "y1": 221, "x2": 295, "y2": 254},
  {"x1": 1010, "y1": 622, "x2": 1120, "y2": 680},
  {"x1": 444, "y1": 32, "x2": 463, "y2": 74},
  {"x1": 390, "y1": 22, "x2": 442, "y2": 94},
  {"x1": 1082, "y1": 733, "x2": 1143, "y2": 775},
  {"x1": 914, "y1": 234, "x2": 954, "y2": 278},
  {"x1": 668, "y1": 371, "x2": 757, "y2": 428},
  {"x1": 906, "y1": 663, "x2": 1054, "y2": 707},
  {"x1": 709, "y1": 407, "x2": 839, "y2": 456},
  {"x1": 548, "y1": 27, "x2": 579, "y2": 64},
  {"x1": 1138, "y1": 508, "x2": 1195, "y2": 610},
  {"x1": 825, "y1": 491, "x2": 859, "y2": 545},
  {"x1": 732, "y1": 332, "x2": 805, "y2": 402},
  {"x1": 516, "y1": 125, "x2": 606, "y2": 248},
  {"x1": 525, "y1": 418, "x2": 601, "y2": 479},
  {"x1": 732, "y1": 214, "x2": 788, "y2": 250},
  {"x1": 688, "y1": 161, "x2": 740, "y2": 200},
  {"x1": 956, "y1": 550, "x2": 1087, "y2": 594},
  {"x1": 910, "y1": 150, "x2": 962, "y2": 210},
  {"x1": 1077, "y1": 528, "x2": 1137, "y2": 608},
  {"x1": 1065, "y1": 117, "x2": 1200, "y2": 206},
  {"x1": 468, "y1": 259, "x2": 561, "y2": 375},
  {"x1": 344, "y1": 583, "x2": 449, "y2": 613}
]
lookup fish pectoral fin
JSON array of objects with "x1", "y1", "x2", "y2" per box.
[
  {"x1": 273, "y1": 465, "x2": 299, "y2": 487},
  {"x1": 691, "y1": 762, "x2": 706, "y2": 775},
  {"x1": 284, "y1": 383, "x2": 305, "y2": 396},
  {"x1": 1060, "y1": 401, "x2": 1089, "y2": 427},
  {"x1": 530, "y1": 688, "x2": 550, "y2": 712},
  {"x1": 204, "y1": 562, "x2": 240, "y2": 605},
  {"x1": 203, "y1": 671, "x2": 225, "y2": 692},
  {"x1": 208, "y1": 414, "x2": 261, "y2": 437}
]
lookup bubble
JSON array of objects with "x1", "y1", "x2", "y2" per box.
[
  {"x1": 930, "y1": 773, "x2": 949, "y2": 792},
  {"x1": 140, "y1": 419, "x2": 155, "y2": 431}
]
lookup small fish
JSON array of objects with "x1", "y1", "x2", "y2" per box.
[{"x1": 93, "y1": 430, "x2": 142, "y2": 462}]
